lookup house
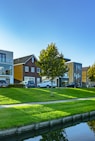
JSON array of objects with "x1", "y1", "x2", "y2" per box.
[
  {"x1": 82, "y1": 66, "x2": 90, "y2": 87},
  {"x1": 0, "y1": 50, "x2": 14, "y2": 84},
  {"x1": 14, "y1": 55, "x2": 41, "y2": 86},
  {"x1": 66, "y1": 62, "x2": 82, "y2": 87}
]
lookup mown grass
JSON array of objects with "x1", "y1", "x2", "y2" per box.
[
  {"x1": 0, "y1": 87, "x2": 95, "y2": 104},
  {"x1": 0, "y1": 87, "x2": 95, "y2": 130},
  {"x1": 0, "y1": 99, "x2": 95, "y2": 129}
]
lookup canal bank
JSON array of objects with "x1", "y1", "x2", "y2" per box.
[
  {"x1": 0, "y1": 111, "x2": 95, "y2": 140},
  {"x1": 0, "y1": 97, "x2": 95, "y2": 140}
]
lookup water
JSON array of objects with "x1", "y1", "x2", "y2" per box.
[{"x1": 24, "y1": 121, "x2": 95, "y2": 141}]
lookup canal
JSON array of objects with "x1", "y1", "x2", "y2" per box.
[{"x1": 24, "y1": 120, "x2": 95, "y2": 141}]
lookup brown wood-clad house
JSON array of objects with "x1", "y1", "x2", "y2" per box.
[
  {"x1": 82, "y1": 66, "x2": 90, "y2": 87},
  {"x1": 14, "y1": 55, "x2": 41, "y2": 86}
]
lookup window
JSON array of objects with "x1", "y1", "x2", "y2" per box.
[
  {"x1": 25, "y1": 66, "x2": 29, "y2": 72},
  {"x1": 0, "y1": 64, "x2": 12, "y2": 75},
  {"x1": 31, "y1": 67, "x2": 35, "y2": 72},
  {"x1": 24, "y1": 76, "x2": 35, "y2": 83},
  {"x1": 32, "y1": 57, "x2": 34, "y2": 63},
  {"x1": 37, "y1": 68, "x2": 40, "y2": 73},
  {"x1": 0, "y1": 53, "x2": 6, "y2": 62},
  {"x1": 37, "y1": 78, "x2": 40, "y2": 84}
]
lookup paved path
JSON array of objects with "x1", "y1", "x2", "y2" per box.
[{"x1": 0, "y1": 97, "x2": 95, "y2": 108}]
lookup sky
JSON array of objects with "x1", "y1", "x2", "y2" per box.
[{"x1": 0, "y1": 0, "x2": 95, "y2": 67}]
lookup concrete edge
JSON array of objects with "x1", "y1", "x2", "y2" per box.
[{"x1": 0, "y1": 111, "x2": 95, "y2": 139}]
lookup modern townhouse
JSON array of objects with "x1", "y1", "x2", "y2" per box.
[
  {"x1": 66, "y1": 62, "x2": 82, "y2": 87},
  {"x1": 14, "y1": 55, "x2": 41, "y2": 86},
  {"x1": 82, "y1": 66, "x2": 90, "y2": 87},
  {"x1": 0, "y1": 50, "x2": 14, "y2": 84}
]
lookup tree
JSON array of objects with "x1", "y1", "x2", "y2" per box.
[
  {"x1": 37, "y1": 43, "x2": 68, "y2": 93},
  {"x1": 40, "y1": 129, "x2": 68, "y2": 141},
  {"x1": 87, "y1": 63, "x2": 95, "y2": 81}
]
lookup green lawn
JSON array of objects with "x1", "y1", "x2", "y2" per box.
[
  {"x1": 0, "y1": 99, "x2": 95, "y2": 129},
  {"x1": 0, "y1": 87, "x2": 95, "y2": 130},
  {"x1": 0, "y1": 87, "x2": 95, "y2": 105}
]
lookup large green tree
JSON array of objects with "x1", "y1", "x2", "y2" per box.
[
  {"x1": 37, "y1": 43, "x2": 68, "y2": 82},
  {"x1": 87, "y1": 63, "x2": 95, "y2": 81}
]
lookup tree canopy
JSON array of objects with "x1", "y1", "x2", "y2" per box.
[
  {"x1": 87, "y1": 63, "x2": 95, "y2": 81},
  {"x1": 37, "y1": 43, "x2": 68, "y2": 80}
]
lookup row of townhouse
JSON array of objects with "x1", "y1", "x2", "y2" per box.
[{"x1": 0, "y1": 49, "x2": 89, "y2": 87}]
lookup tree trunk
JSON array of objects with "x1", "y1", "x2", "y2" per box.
[{"x1": 50, "y1": 80, "x2": 54, "y2": 96}]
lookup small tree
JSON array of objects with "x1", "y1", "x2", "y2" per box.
[
  {"x1": 37, "y1": 43, "x2": 68, "y2": 95},
  {"x1": 87, "y1": 63, "x2": 95, "y2": 81}
]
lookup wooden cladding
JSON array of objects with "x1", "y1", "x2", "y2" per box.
[{"x1": 14, "y1": 64, "x2": 23, "y2": 82}]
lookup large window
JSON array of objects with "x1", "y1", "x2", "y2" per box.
[
  {"x1": 24, "y1": 76, "x2": 35, "y2": 83},
  {"x1": 0, "y1": 64, "x2": 12, "y2": 75},
  {"x1": 74, "y1": 63, "x2": 82, "y2": 84},
  {"x1": 0, "y1": 53, "x2": 6, "y2": 62}
]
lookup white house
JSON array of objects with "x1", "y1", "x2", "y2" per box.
[{"x1": 0, "y1": 50, "x2": 14, "y2": 84}]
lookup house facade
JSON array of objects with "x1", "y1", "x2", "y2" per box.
[
  {"x1": 14, "y1": 55, "x2": 41, "y2": 86},
  {"x1": 82, "y1": 66, "x2": 90, "y2": 87},
  {"x1": 66, "y1": 62, "x2": 82, "y2": 86},
  {"x1": 0, "y1": 50, "x2": 14, "y2": 84}
]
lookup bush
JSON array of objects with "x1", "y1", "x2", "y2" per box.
[{"x1": 8, "y1": 84, "x2": 24, "y2": 88}]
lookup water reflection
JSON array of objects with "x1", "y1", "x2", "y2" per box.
[
  {"x1": 88, "y1": 120, "x2": 95, "y2": 136},
  {"x1": 25, "y1": 129, "x2": 68, "y2": 141},
  {"x1": 24, "y1": 121, "x2": 95, "y2": 141},
  {"x1": 66, "y1": 123, "x2": 95, "y2": 141}
]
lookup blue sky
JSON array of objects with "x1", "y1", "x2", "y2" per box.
[{"x1": 0, "y1": 0, "x2": 95, "y2": 67}]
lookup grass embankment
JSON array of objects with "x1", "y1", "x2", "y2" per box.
[
  {"x1": 0, "y1": 87, "x2": 95, "y2": 104},
  {"x1": 0, "y1": 99, "x2": 95, "y2": 129},
  {"x1": 0, "y1": 87, "x2": 95, "y2": 130}
]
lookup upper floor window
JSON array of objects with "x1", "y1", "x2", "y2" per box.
[
  {"x1": 25, "y1": 66, "x2": 29, "y2": 72},
  {"x1": 31, "y1": 67, "x2": 35, "y2": 72},
  {"x1": 32, "y1": 56, "x2": 34, "y2": 63},
  {"x1": 37, "y1": 68, "x2": 40, "y2": 73},
  {"x1": 0, "y1": 53, "x2": 6, "y2": 62}
]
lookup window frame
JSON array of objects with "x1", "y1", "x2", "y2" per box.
[
  {"x1": 25, "y1": 66, "x2": 29, "y2": 72},
  {"x1": 31, "y1": 67, "x2": 35, "y2": 73},
  {"x1": 37, "y1": 67, "x2": 40, "y2": 73},
  {"x1": 32, "y1": 57, "x2": 34, "y2": 63}
]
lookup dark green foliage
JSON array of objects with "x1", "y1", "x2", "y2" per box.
[
  {"x1": 87, "y1": 63, "x2": 95, "y2": 81},
  {"x1": 37, "y1": 43, "x2": 68, "y2": 80},
  {"x1": 8, "y1": 84, "x2": 24, "y2": 88}
]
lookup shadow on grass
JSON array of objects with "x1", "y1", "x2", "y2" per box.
[
  {"x1": 1, "y1": 99, "x2": 95, "y2": 129},
  {"x1": 0, "y1": 88, "x2": 95, "y2": 105}
]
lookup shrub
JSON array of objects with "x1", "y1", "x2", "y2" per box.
[{"x1": 8, "y1": 84, "x2": 24, "y2": 88}]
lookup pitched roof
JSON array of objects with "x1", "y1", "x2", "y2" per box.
[
  {"x1": 14, "y1": 55, "x2": 36, "y2": 65},
  {"x1": 14, "y1": 54, "x2": 70, "y2": 65}
]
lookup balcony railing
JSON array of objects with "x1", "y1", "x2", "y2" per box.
[{"x1": 0, "y1": 59, "x2": 13, "y2": 64}]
